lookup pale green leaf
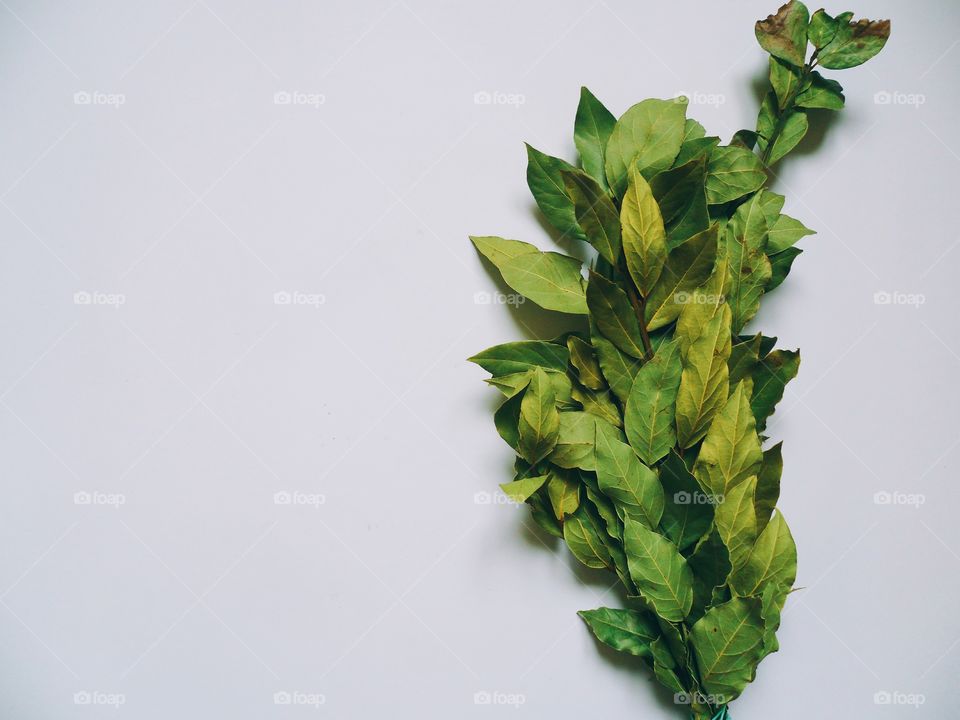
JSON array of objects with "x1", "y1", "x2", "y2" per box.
[
  {"x1": 623, "y1": 517, "x2": 694, "y2": 622},
  {"x1": 714, "y1": 476, "x2": 758, "y2": 571},
  {"x1": 624, "y1": 339, "x2": 683, "y2": 465},
  {"x1": 468, "y1": 340, "x2": 568, "y2": 376},
  {"x1": 567, "y1": 336, "x2": 605, "y2": 390},
  {"x1": 675, "y1": 305, "x2": 732, "y2": 448},
  {"x1": 604, "y1": 98, "x2": 687, "y2": 197},
  {"x1": 705, "y1": 146, "x2": 766, "y2": 205},
  {"x1": 500, "y1": 474, "x2": 549, "y2": 503},
  {"x1": 621, "y1": 164, "x2": 668, "y2": 295},
  {"x1": 564, "y1": 504, "x2": 612, "y2": 569},
  {"x1": 693, "y1": 379, "x2": 763, "y2": 497},
  {"x1": 499, "y1": 251, "x2": 588, "y2": 314},
  {"x1": 595, "y1": 424, "x2": 664, "y2": 529},
  {"x1": 818, "y1": 15, "x2": 891, "y2": 70},
  {"x1": 690, "y1": 596, "x2": 766, "y2": 703},
  {"x1": 729, "y1": 511, "x2": 797, "y2": 598},
  {"x1": 644, "y1": 224, "x2": 719, "y2": 331},
  {"x1": 518, "y1": 367, "x2": 560, "y2": 464}
]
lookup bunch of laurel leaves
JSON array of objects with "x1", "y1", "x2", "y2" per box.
[{"x1": 468, "y1": 3, "x2": 889, "y2": 718}]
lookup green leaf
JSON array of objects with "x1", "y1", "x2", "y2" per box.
[
  {"x1": 525, "y1": 143, "x2": 586, "y2": 240},
  {"x1": 564, "y1": 503, "x2": 613, "y2": 569},
  {"x1": 818, "y1": 15, "x2": 891, "y2": 70},
  {"x1": 767, "y1": 247, "x2": 802, "y2": 291},
  {"x1": 769, "y1": 56, "x2": 801, "y2": 110},
  {"x1": 693, "y1": 379, "x2": 763, "y2": 498},
  {"x1": 755, "y1": 442, "x2": 783, "y2": 533},
  {"x1": 729, "y1": 511, "x2": 797, "y2": 598},
  {"x1": 595, "y1": 424, "x2": 664, "y2": 529},
  {"x1": 624, "y1": 339, "x2": 683, "y2": 465},
  {"x1": 688, "y1": 529, "x2": 732, "y2": 622},
  {"x1": 796, "y1": 72, "x2": 845, "y2": 110},
  {"x1": 546, "y1": 467, "x2": 580, "y2": 520},
  {"x1": 469, "y1": 340, "x2": 569, "y2": 376},
  {"x1": 651, "y1": 637, "x2": 686, "y2": 692},
  {"x1": 750, "y1": 348, "x2": 800, "y2": 431},
  {"x1": 499, "y1": 250, "x2": 588, "y2": 314},
  {"x1": 705, "y1": 146, "x2": 766, "y2": 205},
  {"x1": 490, "y1": 371, "x2": 575, "y2": 410},
  {"x1": 676, "y1": 256, "x2": 730, "y2": 357},
  {"x1": 650, "y1": 157, "x2": 710, "y2": 249},
  {"x1": 767, "y1": 212, "x2": 815, "y2": 254},
  {"x1": 578, "y1": 607, "x2": 659, "y2": 658},
  {"x1": 528, "y1": 490, "x2": 563, "y2": 538},
  {"x1": 676, "y1": 136, "x2": 720, "y2": 166},
  {"x1": 590, "y1": 317, "x2": 642, "y2": 402},
  {"x1": 574, "y1": 87, "x2": 617, "y2": 190},
  {"x1": 807, "y1": 8, "x2": 839, "y2": 48},
  {"x1": 659, "y1": 451, "x2": 714, "y2": 552},
  {"x1": 644, "y1": 224, "x2": 719, "y2": 331},
  {"x1": 623, "y1": 517, "x2": 694, "y2": 622},
  {"x1": 621, "y1": 163, "x2": 668, "y2": 295},
  {"x1": 500, "y1": 474, "x2": 550, "y2": 503},
  {"x1": 518, "y1": 367, "x2": 560, "y2": 464},
  {"x1": 728, "y1": 334, "x2": 762, "y2": 386},
  {"x1": 690, "y1": 596, "x2": 767, "y2": 703},
  {"x1": 572, "y1": 384, "x2": 622, "y2": 428},
  {"x1": 567, "y1": 336, "x2": 605, "y2": 390},
  {"x1": 548, "y1": 411, "x2": 618, "y2": 471},
  {"x1": 470, "y1": 235, "x2": 538, "y2": 267},
  {"x1": 675, "y1": 305, "x2": 732, "y2": 448},
  {"x1": 714, "y1": 476, "x2": 758, "y2": 571},
  {"x1": 586, "y1": 272, "x2": 647, "y2": 359},
  {"x1": 754, "y1": 0, "x2": 810, "y2": 67},
  {"x1": 494, "y1": 390, "x2": 524, "y2": 450},
  {"x1": 767, "y1": 109, "x2": 809, "y2": 165},
  {"x1": 562, "y1": 169, "x2": 621, "y2": 265},
  {"x1": 605, "y1": 98, "x2": 687, "y2": 197},
  {"x1": 724, "y1": 202, "x2": 772, "y2": 333}
]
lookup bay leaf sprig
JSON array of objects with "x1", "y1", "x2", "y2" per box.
[{"x1": 468, "y1": 3, "x2": 889, "y2": 718}]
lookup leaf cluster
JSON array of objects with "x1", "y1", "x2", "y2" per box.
[{"x1": 469, "y1": 3, "x2": 887, "y2": 718}]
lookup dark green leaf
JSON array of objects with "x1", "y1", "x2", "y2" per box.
[
  {"x1": 574, "y1": 87, "x2": 617, "y2": 190},
  {"x1": 659, "y1": 451, "x2": 714, "y2": 552},
  {"x1": 525, "y1": 143, "x2": 587, "y2": 240},
  {"x1": 562, "y1": 169, "x2": 621, "y2": 265},
  {"x1": 578, "y1": 607, "x2": 659, "y2": 658},
  {"x1": 586, "y1": 272, "x2": 647, "y2": 359}
]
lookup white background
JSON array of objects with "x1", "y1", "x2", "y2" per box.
[{"x1": 1, "y1": 1, "x2": 957, "y2": 717}]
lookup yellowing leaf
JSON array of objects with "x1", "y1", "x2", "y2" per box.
[{"x1": 621, "y1": 164, "x2": 668, "y2": 295}]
